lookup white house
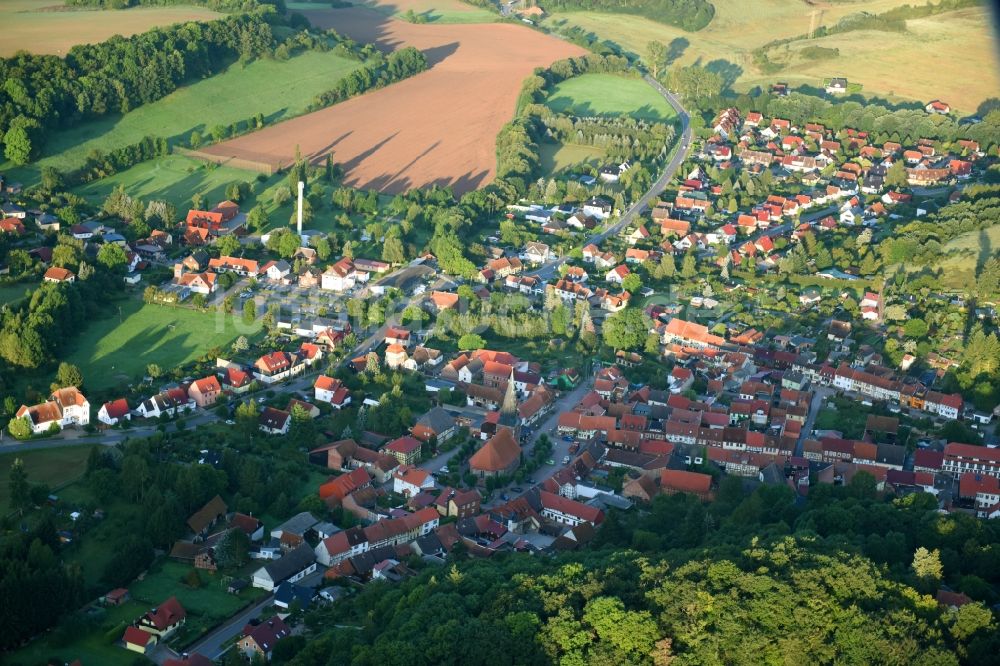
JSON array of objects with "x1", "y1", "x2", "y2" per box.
[
  {"x1": 522, "y1": 241, "x2": 551, "y2": 265},
  {"x1": 321, "y1": 258, "x2": 357, "y2": 292},
  {"x1": 582, "y1": 197, "x2": 612, "y2": 220},
  {"x1": 392, "y1": 466, "x2": 436, "y2": 497},
  {"x1": 97, "y1": 398, "x2": 131, "y2": 426},
  {"x1": 15, "y1": 387, "x2": 90, "y2": 434},
  {"x1": 314, "y1": 375, "x2": 351, "y2": 408},
  {"x1": 136, "y1": 390, "x2": 195, "y2": 419},
  {"x1": 251, "y1": 544, "x2": 317, "y2": 591},
  {"x1": 263, "y1": 260, "x2": 291, "y2": 282}
]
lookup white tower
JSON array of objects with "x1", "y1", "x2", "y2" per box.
[{"x1": 296, "y1": 180, "x2": 305, "y2": 238}]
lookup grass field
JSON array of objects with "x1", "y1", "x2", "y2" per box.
[
  {"x1": 0, "y1": 281, "x2": 34, "y2": 307},
  {"x1": 288, "y1": 0, "x2": 498, "y2": 23},
  {"x1": 65, "y1": 299, "x2": 263, "y2": 390},
  {"x1": 931, "y1": 223, "x2": 1000, "y2": 290},
  {"x1": 0, "y1": 0, "x2": 222, "y2": 57},
  {"x1": 543, "y1": 0, "x2": 1000, "y2": 112},
  {"x1": 0, "y1": 446, "x2": 93, "y2": 516},
  {"x1": 2, "y1": 50, "x2": 363, "y2": 182},
  {"x1": 71, "y1": 154, "x2": 261, "y2": 211},
  {"x1": 545, "y1": 73, "x2": 676, "y2": 122},
  {"x1": 539, "y1": 142, "x2": 606, "y2": 174}
]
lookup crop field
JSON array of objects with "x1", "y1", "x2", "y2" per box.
[
  {"x1": 1, "y1": 50, "x2": 362, "y2": 182},
  {"x1": 545, "y1": 73, "x2": 676, "y2": 122},
  {"x1": 0, "y1": 446, "x2": 93, "y2": 516},
  {"x1": 543, "y1": 0, "x2": 999, "y2": 112},
  {"x1": 539, "y1": 142, "x2": 606, "y2": 174},
  {"x1": 65, "y1": 300, "x2": 263, "y2": 390},
  {"x1": 0, "y1": 0, "x2": 221, "y2": 57},
  {"x1": 202, "y1": 6, "x2": 586, "y2": 194}
]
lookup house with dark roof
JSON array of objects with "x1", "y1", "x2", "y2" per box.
[
  {"x1": 187, "y1": 495, "x2": 227, "y2": 539},
  {"x1": 239, "y1": 616, "x2": 291, "y2": 660},
  {"x1": 411, "y1": 406, "x2": 456, "y2": 443},
  {"x1": 251, "y1": 543, "x2": 317, "y2": 591}
]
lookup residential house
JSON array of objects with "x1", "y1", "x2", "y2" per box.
[
  {"x1": 188, "y1": 376, "x2": 222, "y2": 408},
  {"x1": 251, "y1": 543, "x2": 317, "y2": 591},
  {"x1": 321, "y1": 258, "x2": 358, "y2": 292},
  {"x1": 97, "y1": 398, "x2": 131, "y2": 426},
  {"x1": 239, "y1": 617, "x2": 291, "y2": 661},
  {"x1": 523, "y1": 241, "x2": 551, "y2": 264},
  {"x1": 393, "y1": 465, "x2": 436, "y2": 497},
  {"x1": 412, "y1": 406, "x2": 457, "y2": 443},
  {"x1": 314, "y1": 375, "x2": 351, "y2": 409},
  {"x1": 259, "y1": 407, "x2": 291, "y2": 435},
  {"x1": 43, "y1": 267, "x2": 75, "y2": 283},
  {"x1": 16, "y1": 387, "x2": 90, "y2": 434},
  {"x1": 137, "y1": 596, "x2": 187, "y2": 638},
  {"x1": 383, "y1": 436, "x2": 422, "y2": 466}
]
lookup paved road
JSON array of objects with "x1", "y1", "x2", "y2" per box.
[
  {"x1": 528, "y1": 74, "x2": 692, "y2": 282},
  {"x1": 796, "y1": 386, "x2": 833, "y2": 457},
  {"x1": 184, "y1": 593, "x2": 275, "y2": 660}
]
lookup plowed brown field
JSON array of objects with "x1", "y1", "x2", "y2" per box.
[{"x1": 201, "y1": 7, "x2": 585, "y2": 194}]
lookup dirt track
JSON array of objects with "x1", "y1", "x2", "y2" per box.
[{"x1": 201, "y1": 8, "x2": 585, "y2": 194}]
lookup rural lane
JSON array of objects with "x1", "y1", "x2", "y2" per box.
[{"x1": 529, "y1": 73, "x2": 692, "y2": 281}]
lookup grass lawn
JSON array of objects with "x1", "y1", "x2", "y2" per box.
[
  {"x1": 71, "y1": 154, "x2": 262, "y2": 212},
  {"x1": 3, "y1": 50, "x2": 363, "y2": 182},
  {"x1": 539, "y1": 142, "x2": 606, "y2": 175},
  {"x1": 131, "y1": 560, "x2": 266, "y2": 618},
  {"x1": 545, "y1": 73, "x2": 676, "y2": 122},
  {"x1": 0, "y1": 281, "x2": 34, "y2": 307},
  {"x1": 65, "y1": 299, "x2": 263, "y2": 391},
  {"x1": 543, "y1": 0, "x2": 999, "y2": 112},
  {"x1": 0, "y1": 446, "x2": 93, "y2": 515},
  {"x1": 0, "y1": 0, "x2": 221, "y2": 57},
  {"x1": 931, "y1": 223, "x2": 1000, "y2": 290}
]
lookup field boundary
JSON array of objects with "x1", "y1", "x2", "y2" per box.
[{"x1": 173, "y1": 147, "x2": 278, "y2": 176}]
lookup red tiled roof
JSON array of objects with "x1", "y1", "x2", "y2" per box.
[
  {"x1": 660, "y1": 469, "x2": 712, "y2": 494},
  {"x1": 102, "y1": 398, "x2": 130, "y2": 420},
  {"x1": 145, "y1": 596, "x2": 186, "y2": 631},
  {"x1": 123, "y1": 626, "x2": 155, "y2": 647}
]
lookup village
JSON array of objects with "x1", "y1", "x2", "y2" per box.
[{"x1": 1, "y1": 91, "x2": 999, "y2": 665}]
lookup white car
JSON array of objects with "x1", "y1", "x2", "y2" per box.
[{"x1": 562, "y1": 456, "x2": 570, "y2": 464}]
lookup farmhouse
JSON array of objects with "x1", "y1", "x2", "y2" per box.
[{"x1": 43, "y1": 267, "x2": 75, "y2": 283}]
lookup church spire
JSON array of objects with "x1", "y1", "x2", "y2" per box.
[{"x1": 499, "y1": 368, "x2": 519, "y2": 434}]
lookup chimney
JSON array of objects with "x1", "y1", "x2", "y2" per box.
[{"x1": 296, "y1": 181, "x2": 305, "y2": 237}]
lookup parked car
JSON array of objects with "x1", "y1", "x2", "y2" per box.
[
  {"x1": 562, "y1": 435, "x2": 574, "y2": 442},
  {"x1": 562, "y1": 456, "x2": 570, "y2": 464}
]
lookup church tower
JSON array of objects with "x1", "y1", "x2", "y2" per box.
[{"x1": 499, "y1": 368, "x2": 520, "y2": 439}]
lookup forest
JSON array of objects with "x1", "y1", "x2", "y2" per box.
[
  {"x1": 280, "y1": 478, "x2": 999, "y2": 666},
  {"x1": 542, "y1": 0, "x2": 715, "y2": 32}
]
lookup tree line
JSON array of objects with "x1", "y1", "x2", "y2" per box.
[
  {"x1": 311, "y1": 47, "x2": 428, "y2": 110},
  {"x1": 0, "y1": 13, "x2": 277, "y2": 164},
  {"x1": 543, "y1": 0, "x2": 714, "y2": 31}
]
